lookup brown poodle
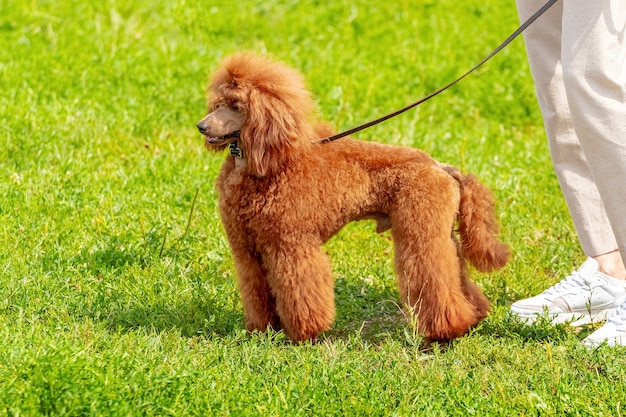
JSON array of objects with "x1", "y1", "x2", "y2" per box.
[{"x1": 197, "y1": 52, "x2": 510, "y2": 343}]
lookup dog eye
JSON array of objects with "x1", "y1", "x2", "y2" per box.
[{"x1": 231, "y1": 103, "x2": 243, "y2": 112}]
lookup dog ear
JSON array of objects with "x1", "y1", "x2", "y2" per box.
[{"x1": 241, "y1": 88, "x2": 299, "y2": 177}]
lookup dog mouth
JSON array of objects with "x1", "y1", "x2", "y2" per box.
[{"x1": 203, "y1": 130, "x2": 241, "y2": 145}]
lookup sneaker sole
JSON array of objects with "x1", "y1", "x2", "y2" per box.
[
  {"x1": 583, "y1": 334, "x2": 626, "y2": 347},
  {"x1": 511, "y1": 308, "x2": 616, "y2": 326}
]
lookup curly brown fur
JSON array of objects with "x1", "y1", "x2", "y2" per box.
[{"x1": 198, "y1": 52, "x2": 510, "y2": 343}]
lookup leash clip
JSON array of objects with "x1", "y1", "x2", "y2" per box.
[{"x1": 229, "y1": 141, "x2": 244, "y2": 158}]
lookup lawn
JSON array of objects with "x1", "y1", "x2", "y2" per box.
[{"x1": 1, "y1": 0, "x2": 625, "y2": 415}]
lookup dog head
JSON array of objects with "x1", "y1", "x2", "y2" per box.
[{"x1": 198, "y1": 52, "x2": 317, "y2": 176}]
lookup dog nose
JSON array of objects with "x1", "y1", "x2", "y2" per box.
[{"x1": 197, "y1": 122, "x2": 207, "y2": 134}]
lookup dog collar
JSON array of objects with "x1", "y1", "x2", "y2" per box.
[{"x1": 229, "y1": 141, "x2": 244, "y2": 158}]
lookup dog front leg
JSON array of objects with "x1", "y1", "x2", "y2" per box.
[
  {"x1": 263, "y1": 240, "x2": 335, "y2": 343},
  {"x1": 230, "y1": 247, "x2": 281, "y2": 333}
]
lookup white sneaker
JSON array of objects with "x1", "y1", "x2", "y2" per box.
[
  {"x1": 511, "y1": 258, "x2": 626, "y2": 326},
  {"x1": 583, "y1": 300, "x2": 626, "y2": 347}
]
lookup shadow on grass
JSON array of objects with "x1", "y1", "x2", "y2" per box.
[
  {"x1": 103, "y1": 297, "x2": 242, "y2": 339},
  {"x1": 100, "y1": 272, "x2": 405, "y2": 343},
  {"x1": 74, "y1": 229, "x2": 247, "y2": 338},
  {"x1": 326, "y1": 275, "x2": 412, "y2": 344},
  {"x1": 477, "y1": 308, "x2": 583, "y2": 344},
  {"x1": 80, "y1": 228, "x2": 190, "y2": 276},
  {"x1": 80, "y1": 239, "x2": 528, "y2": 348}
]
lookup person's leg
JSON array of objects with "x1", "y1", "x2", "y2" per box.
[
  {"x1": 592, "y1": 251, "x2": 626, "y2": 281},
  {"x1": 511, "y1": 0, "x2": 626, "y2": 325},
  {"x1": 561, "y1": 0, "x2": 626, "y2": 268},
  {"x1": 517, "y1": 0, "x2": 619, "y2": 259},
  {"x1": 559, "y1": 0, "x2": 626, "y2": 345}
]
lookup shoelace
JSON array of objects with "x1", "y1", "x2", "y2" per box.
[
  {"x1": 544, "y1": 271, "x2": 590, "y2": 296},
  {"x1": 607, "y1": 301, "x2": 626, "y2": 327}
]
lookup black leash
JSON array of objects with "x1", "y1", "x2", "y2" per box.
[{"x1": 318, "y1": 0, "x2": 558, "y2": 144}]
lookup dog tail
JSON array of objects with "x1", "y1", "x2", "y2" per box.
[{"x1": 440, "y1": 163, "x2": 511, "y2": 272}]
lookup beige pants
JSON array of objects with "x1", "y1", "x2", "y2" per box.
[{"x1": 516, "y1": 0, "x2": 626, "y2": 258}]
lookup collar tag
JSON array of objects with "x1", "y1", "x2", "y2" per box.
[{"x1": 229, "y1": 141, "x2": 244, "y2": 159}]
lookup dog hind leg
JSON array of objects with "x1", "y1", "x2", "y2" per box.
[
  {"x1": 453, "y1": 235, "x2": 491, "y2": 321},
  {"x1": 391, "y1": 173, "x2": 483, "y2": 342}
]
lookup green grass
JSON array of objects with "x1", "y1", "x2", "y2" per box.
[{"x1": 1, "y1": 0, "x2": 625, "y2": 415}]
